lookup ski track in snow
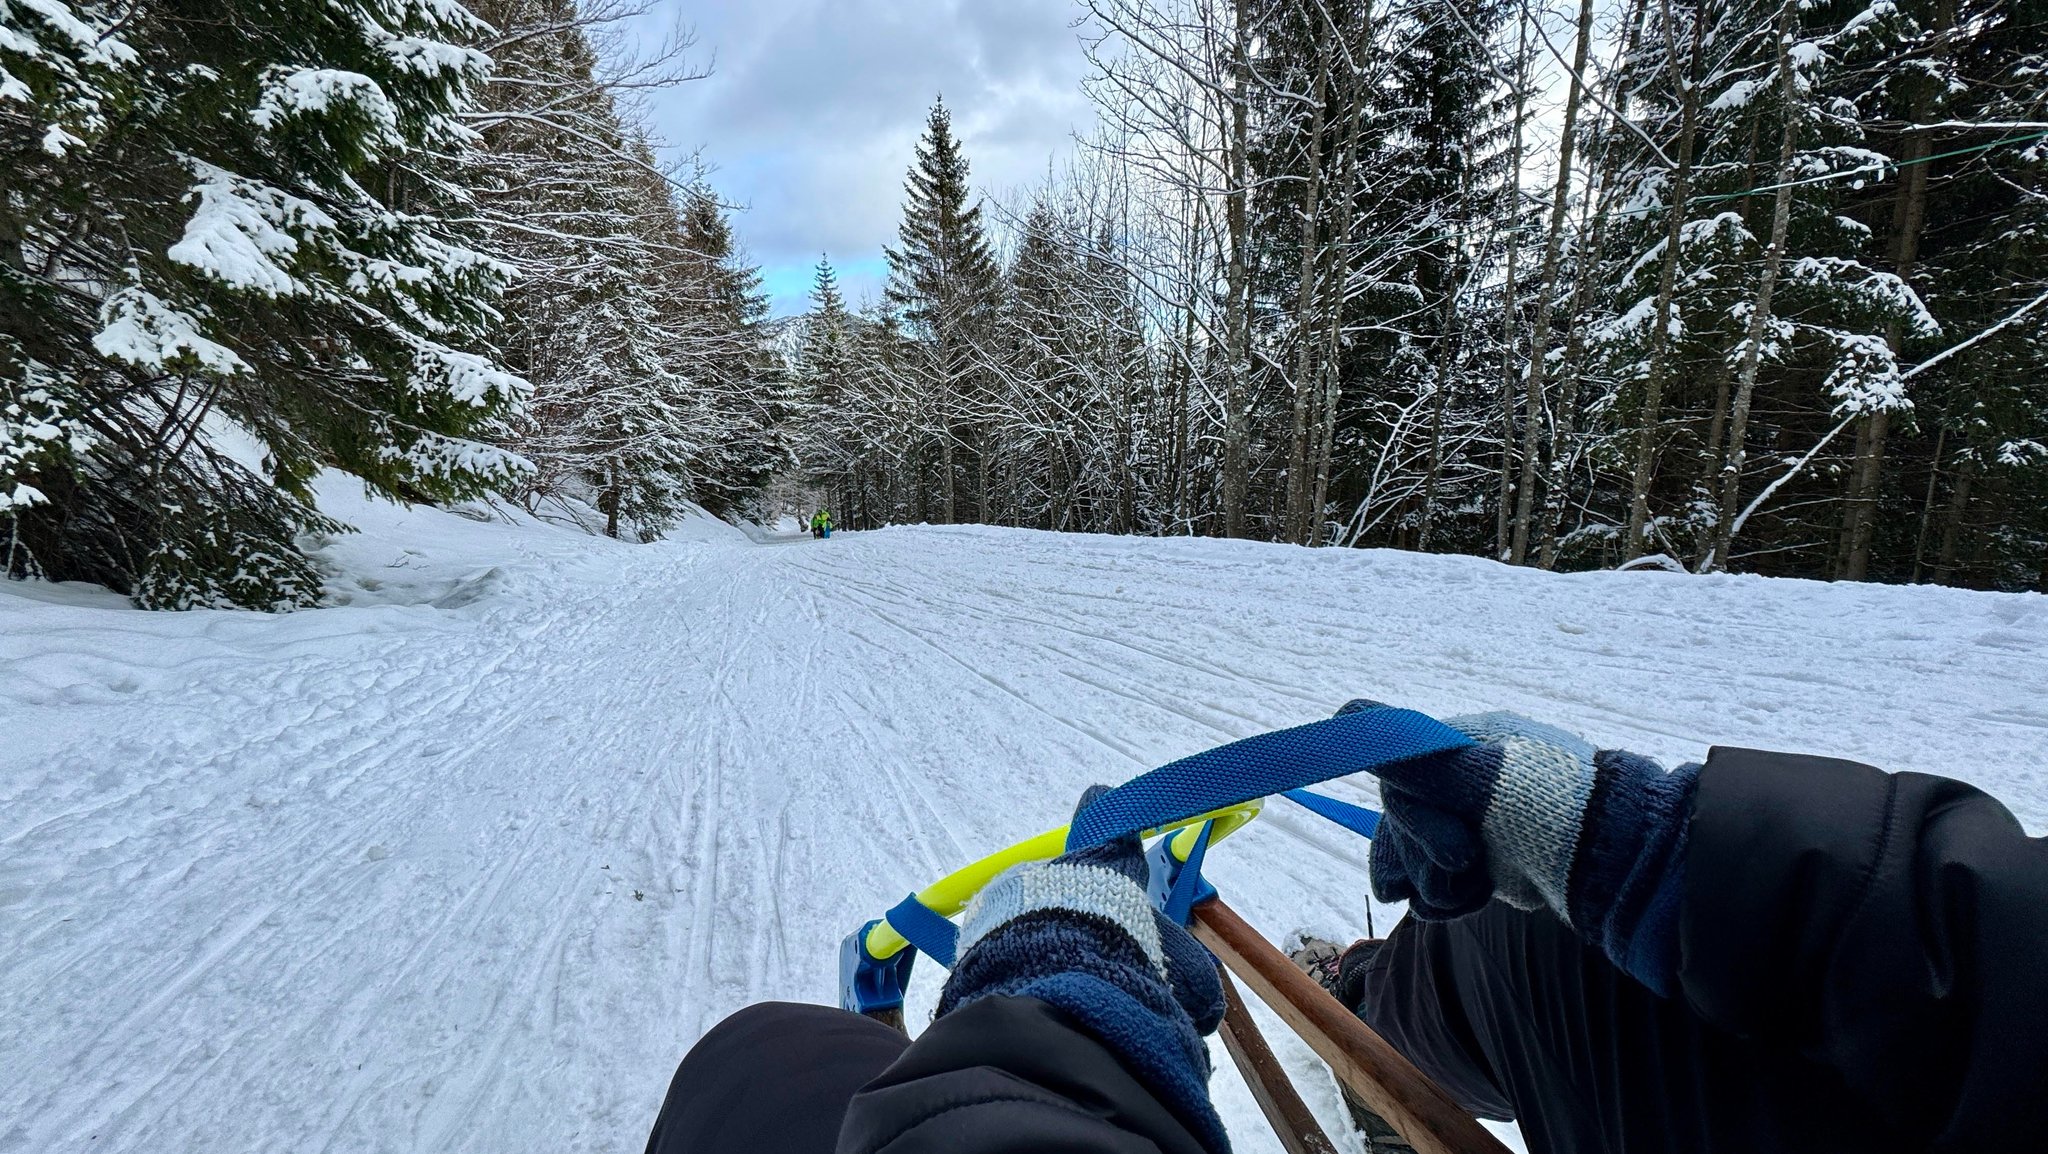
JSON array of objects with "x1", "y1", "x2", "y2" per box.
[{"x1": 4, "y1": 500, "x2": 2046, "y2": 1154}]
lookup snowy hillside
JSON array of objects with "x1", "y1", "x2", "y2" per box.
[{"x1": 4, "y1": 490, "x2": 2045, "y2": 1154}]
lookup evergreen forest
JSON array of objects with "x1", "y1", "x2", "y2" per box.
[{"x1": 6, "y1": 0, "x2": 2045, "y2": 606}]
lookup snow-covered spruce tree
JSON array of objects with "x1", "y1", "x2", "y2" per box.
[
  {"x1": 842, "y1": 302, "x2": 925, "y2": 527},
  {"x1": 993, "y1": 200, "x2": 1091, "y2": 529},
  {"x1": 1350, "y1": 0, "x2": 1517, "y2": 555},
  {"x1": 807, "y1": 166, "x2": 1158, "y2": 536},
  {"x1": 885, "y1": 97, "x2": 1002, "y2": 524},
  {"x1": 461, "y1": 0, "x2": 742, "y2": 540},
  {"x1": 1829, "y1": 0, "x2": 2048, "y2": 586},
  {"x1": 507, "y1": 170, "x2": 772, "y2": 539},
  {"x1": 1924, "y1": 39, "x2": 2048, "y2": 588},
  {"x1": 785, "y1": 264, "x2": 907, "y2": 533},
  {"x1": 1245, "y1": 0, "x2": 1360, "y2": 546},
  {"x1": 515, "y1": 181, "x2": 698, "y2": 541},
  {"x1": 1581, "y1": 0, "x2": 1934, "y2": 573},
  {"x1": 1070, "y1": 219, "x2": 1152, "y2": 536},
  {"x1": 783, "y1": 256, "x2": 860, "y2": 492},
  {"x1": 1702, "y1": 4, "x2": 1940, "y2": 575},
  {"x1": 1, "y1": 0, "x2": 526, "y2": 608},
  {"x1": 665, "y1": 184, "x2": 775, "y2": 518},
  {"x1": 1572, "y1": 0, "x2": 1737, "y2": 566},
  {"x1": 1240, "y1": 0, "x2": 1520, "y2": 552},
  {"x1": 798, "y1": 256, "x2": 856, "y2": 418}
]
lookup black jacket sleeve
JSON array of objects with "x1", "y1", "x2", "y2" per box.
[
  {"x1": 1681, "y1": 747, "x2": 2048, "y2": 1150},
  {"x1": 836, "y1": 994, "x2": 1210, "y2": 1154}
]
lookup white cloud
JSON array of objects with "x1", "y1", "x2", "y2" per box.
[{"x1": 632, "y1": 0, "x2": 1094, "y2": 314}]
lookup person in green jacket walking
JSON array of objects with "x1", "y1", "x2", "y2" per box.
[{"x1": 810, "y1": 509, "x2": 832, "y2": 539}]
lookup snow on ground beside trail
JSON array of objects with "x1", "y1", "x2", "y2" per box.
[{"x1": 5, "y1": 493, "x2": 2047, "y2": 1154}]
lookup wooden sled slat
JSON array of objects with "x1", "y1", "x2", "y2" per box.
[
  {"x1": 1215, "y1": 967, "x2": 1340, "y2": 1154},
  {"x1": 1192, "y1": 897, "x2": 1513, "y2": 1154}
]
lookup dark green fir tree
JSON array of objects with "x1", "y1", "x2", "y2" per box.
[
  {"x1": 2, "y1": 0, "x2": 530, "y2": 607},
  {"x1": 884, "y1": 97, "x2": 1001, "y2": 523}
]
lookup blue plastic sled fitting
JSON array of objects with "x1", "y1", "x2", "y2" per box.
[{"x1": 840, "y1": 919, "x2": 915, "y2": 1015}]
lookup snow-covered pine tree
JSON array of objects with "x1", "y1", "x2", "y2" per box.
[
  {"x1": 1584, "y1": 0, "x2": 1933, "y2": 572},
  {"x1": 1834, "y1": 0, "x2": 2048, "y2": 585},
  {"x1": 1242, "y1": 0, "x2": 1349, "y2": 545},
  {"x1": 846, "y1": 301, "x2": 924, "y2": 526},
  {"x1": 1, "y1": 0, "x2": 527, "y2": 608},
  {"x1": 1697, "y1": 0, "x2": 1938, "y2": 573},
  {"x1": 798, "y1": 256, "x2": 856, "y2": 416},
  {"x1": 1573, "y1": 0, "x2": 1726, "y2": 566},
  {"x1": 460, "y1": 0, "x2": 712, "y2": 540},
  {"x1": 995, "y1": 200, "x2": 1091, "y2": 529},
  {"x1": 1251, "y1": 0, "x2": 1515, "y2": 552},
  {"x1": 779, "y1": 256, "x2": 857, "y2": 483},
  {"x1": 666, "y1": 184, "x2": 775, "y2": 517},
  {"x1": 1375, "y1": 0, "x2": 1517, "y2": 555},
  {"x1": 515, "y1": 168, "x2": 699, "y2": 541},
  {"x1": 885, "y1": 97, "x2": 1002, "y2": 524}
]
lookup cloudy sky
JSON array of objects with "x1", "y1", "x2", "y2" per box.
[{"x1": 627, "y1": 1, "x2": 1098, "y2": 316}]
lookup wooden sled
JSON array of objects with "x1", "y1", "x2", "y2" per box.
[
  {"x1": 859, "y1": 895, "x2": 1510, "y2": 1154},
  {"x1": 1192, "y1": 897, "x2": 1511, "y2": 1154}
]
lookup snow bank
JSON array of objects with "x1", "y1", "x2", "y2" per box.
[{"x1": 662, "y1": 500, "x2": 752, "y2": 545}]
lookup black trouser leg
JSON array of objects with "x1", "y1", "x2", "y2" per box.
[
  {"x1": 1354, "y1": 902, "x2": 1895, "y2": 1154},
  {"x1": 644, "y1": 1002, "x2": 909, "y2": 1154}
]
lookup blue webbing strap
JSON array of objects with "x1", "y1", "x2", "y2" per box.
[
  {"x1": 1282, "y1": 788, "x2": 1383, "y2": 839},
  {"x1": 877, "y1": 708, "x2": 1459, "y2": 978},
  {"x1": 885, "y1": 893, "x2": 959, "y2": 968},
  {"x1": 1162, "y1": 819, "x2": 1215, "y2": 925},
  {"x1": 1066, "y1": 707, "x2": 1470, "y2": 850}
]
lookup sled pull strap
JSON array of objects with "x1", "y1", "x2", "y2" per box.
[
  {"x1": 1282, "y1": 788, "x2": 1383, "y2": 839},
  {"x1": 1067, "y1": 708, "x2": 1468, "y2": 850},
  {"x1": 885, "y1": 893, "x2": 959, "y2": 968}
]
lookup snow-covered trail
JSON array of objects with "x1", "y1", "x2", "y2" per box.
[{"x1": 5, "y1": 504, "x2": 2046, "y2": 1154}]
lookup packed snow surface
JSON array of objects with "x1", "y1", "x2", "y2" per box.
[{"x1": 5, "y1": 482, "x2": 2046, "y2": 1154}]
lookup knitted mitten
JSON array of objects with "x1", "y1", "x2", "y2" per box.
[
  {"x1": 939, "y1": 787, "x2": 1229, "y2": 1151},
  {"x1": 1348, "y1": 700, "x2": 1699, "y2": 996}
]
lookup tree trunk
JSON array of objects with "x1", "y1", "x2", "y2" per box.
[
  {"x1": 1537, "y1": 0, "x2": 1650, "y2": 569},
  {"x1": 938, "y1": 434, "x2": 956, "y2": 524},
  {"x1": 1700, "y1": 362, "x2": 1731, "y2": 497},
  {"x1": 976, "y1": 436, "x2": 992, "y2": 524},
  {"x1": 1175, "y1": 278, "x2": 1197, "y2": 530},
  {"x1": 1116, "y1": 394, "x2": 1136, "y2": 535},
  {"x1": 1049, "y1": 443, "x2": 1070, "y2": 530},
  {"x1": 1312, "y1": 41, "x2": 1368, "y2": 548},
  {"x1": 1934, "y1": 455, "x2": 1974, "y2": 584},
  {"x1": 1703, "y1": 18, "x2": 1799, "y2": 574},
  {"x1": 1284, "y1": 38, "x2": 1333, "y2": 544},
  {"x1": 1311, "y1": 348, "x2": 1342, "y2": 547},
  {"x1": 1222, "y1": 0, "x2": 1253, "y2": 539},
  {"x1": 603, "y1": 466, "x2": 622, "y2": 539},
  {"x1": 1508, "y1": 0, "x2": 1595, "y2": 565},
  {"x1": 1495, "y1": 18, "x2": 1531, "y2": 561},
  {"x1": 1309, "y1": 200, "x2": 1353, "y2": 547},
  {"x1": 1536, "y1": 191, "x2": 1608, "y2": 569},
  {"x1": 1620, "y1": 6, "x2": 1708, "y2": 561},
  {"x1": 1837, "y1": 107, "x2": 1936, "y2": 579},
  {"x1": 1418, "y1": 267, "x2": 1460, "y2": 552},
  {"x1": 914, "y1": 442, "x2": 929, "y2": 523},
  {"x1": 1910, "y1": 425, "x2": 1946, "y2": 583}
]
